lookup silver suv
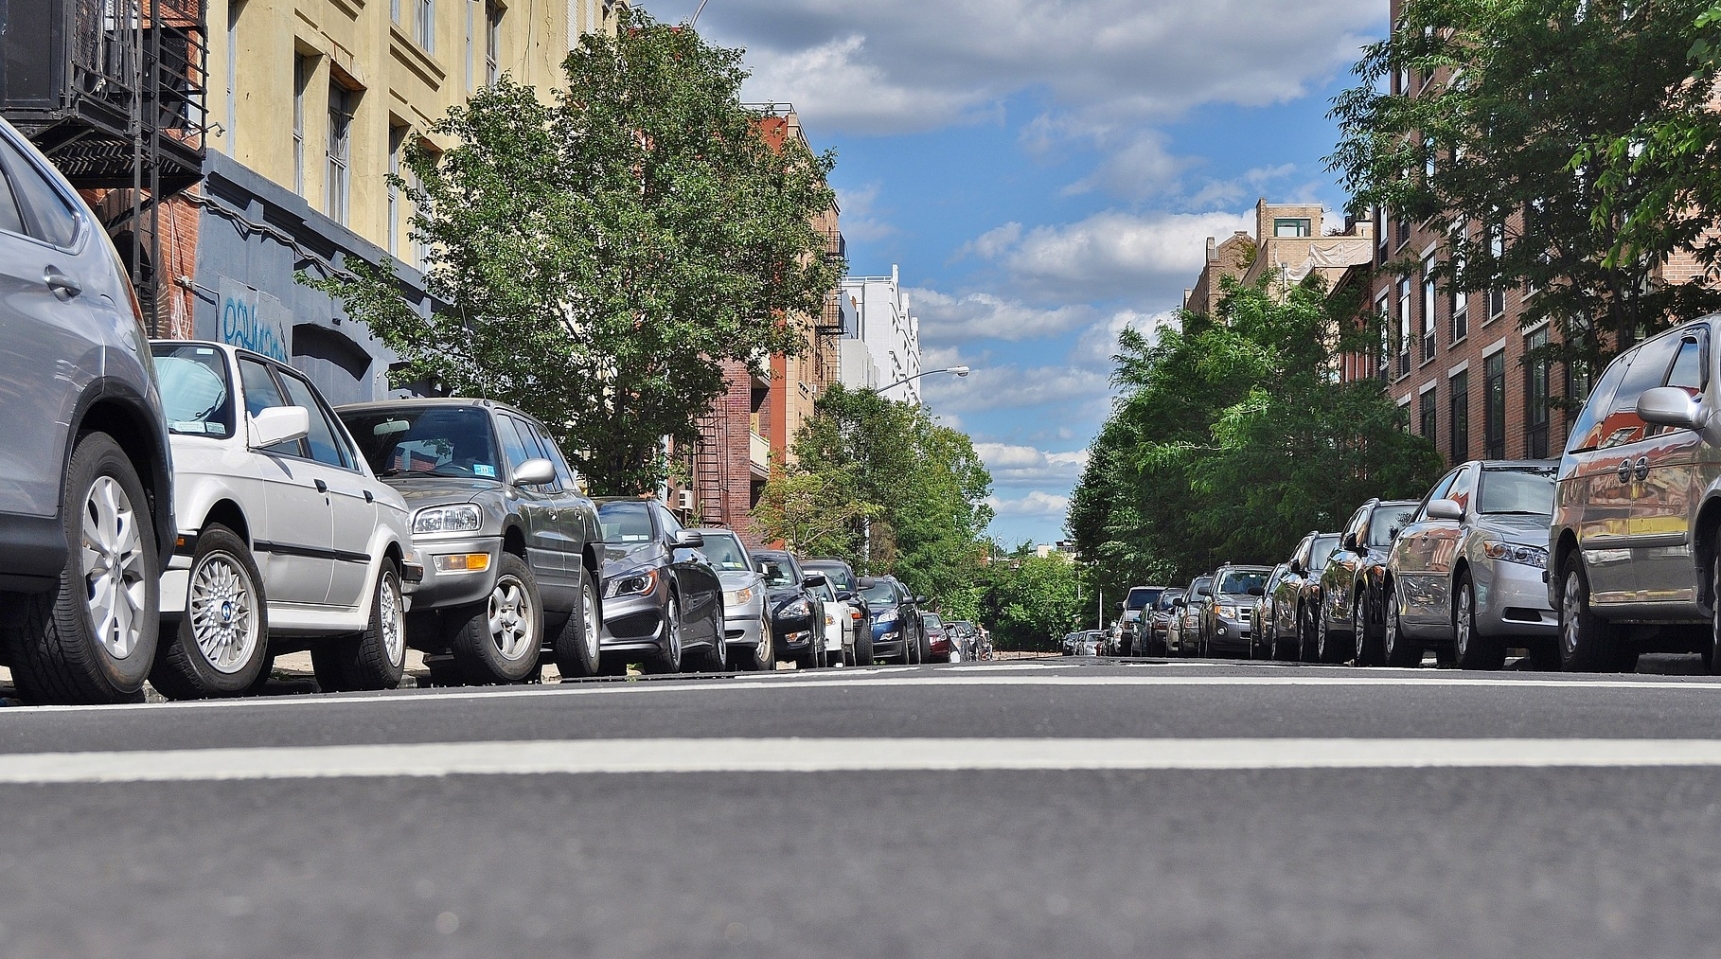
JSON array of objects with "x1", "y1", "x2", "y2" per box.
[
  {"x1": 0, "y1": 118, "x2": 173, "y2": 704},
  {"x1": 1551, "y1": 316, "x2": 1721, "y2": 672}
]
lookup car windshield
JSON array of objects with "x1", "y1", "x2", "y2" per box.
[
  {"x1": 1478, "y1": 467, "x2": 1557, "y2": 515},
  {"x1": 1158, "y1": 590, "x2": 1185, "y2": 610},
  {"x1": 755, "y1": 556, "x2": 797, "y2": 587},
  {"x1": 1218, "y1": 570, "x2": 1266, "y2": 595},
  {"x1": 924, "y1": 614, "x2": 944, "y2": 629},
  {"x1": 152, "y1": 345, "x2": 236, "y2": 438},
  {"x1": 804, "y1": 563, "x2": 855, "y2": 591},
  {"x1": 859, "y1": 581, "x2": 899, "y2": 605},
  {"x1": 597, "y1": 501, "x2": 654, "y2": 543},
  {"x1": 1310, "y1": 535, "x2": 1340, "y2": 570},
  {"x1": 341, "y1": 406, "x2": 501, "y2": 480},
  {"x1": 1126, "y1": 587, "x2": 1162, "y2": 610},
  {"x1": 1368, "y1": 505, "x2": 1418, "y2": 546},
  {"x1": 698, "y1": 533, "x2": 750, "y2": 571}
]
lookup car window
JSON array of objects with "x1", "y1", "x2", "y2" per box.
[
  {"x1": 496, "y1": 416, "x2": 550, "y2": 488},
  {"x1": 1565, "y1": 351, "x2": 1634, "y2": 454},
  {"x1": 1477, "y1": 466, "x2": 1557, "y2": 515},
  {"x1": 1419, "y1": 469, "x2": 1461, "y2": 519},
  {"x1": 152, "y1": 344, "x2": 235, "y2": 438},
  {"x1": 1601, "y1": 334, "x2": 1682, "y2": 450},
  {"x1": 655, "y1": 504, "x2": 684, "y2": 538},
  {"x1": 597, "y1": 501, "x2": 654, "y2": 543},
  {"x1": 859, "y1": 580, "x2": 899, "y2": 605},
  {"x1": 805, "y1": 564, "x2": 856, "y2": 592},
  {"x1": 1368, "y1": 505, "x2": 1418, "y2": 546},
  {"x1": 1448, "y1": 465, "x2": 1477, "y2": 513},
  {"x1": 0, "y1": 134, "x2": 79, "y2": 247},
  {"x1": 1265, "y1": 566, "x2": 1287, "y2": 591},
  {"x1": 527, "y1": 420, "x2": 579, "y2": 491},
  {"x1": 1667, "y1": 333, "x2": 1707, "y2": 397},
  {"x1": 238, "y1": 357, "x2": 301, "y2": 457},
  {"x1": 812, "y1": 581, "x2": 835, "y2": 601},
  {"x1": 341, "y1": 406, "x2": 501, "y2": 480},
  {"x1": 0, "y1": 150, "x2": 28, "y2": 236},
  {"x1": 277, "y1": 370, "x2": 354, "y2": 469},
  {"x1": 1310, "y1": 535, "x2": 1340, "y2": 570},
  {"x1": 700, "y1": 533, "x2": 751, "y2": 571},
  {"x1": 755, "y1": 556, "x2": 796, "y2": 587},
  {"x1": 1342, "y1": 505, "x2": 1369, "y2": 548},
  {"x1": 1218, "y1": 570, "x2": 1266, "y2": 594}
]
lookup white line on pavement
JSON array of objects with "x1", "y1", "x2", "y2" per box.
[{"x1": 8, "y1": 738, "x2": 1721, "y2": 783}]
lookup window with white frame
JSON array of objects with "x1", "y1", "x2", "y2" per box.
[
  {"x1": 326, "y1": 82, "x2": 353, "y2": 225},
  {"x1": 1397, "y1": 277, "x2": 1412, "y2": 377},
  {"x1": 417, "y1": 0, "x2": 434, "y2": 52}
]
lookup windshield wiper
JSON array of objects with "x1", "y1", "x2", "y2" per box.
[{"x1": 1481, "y1": 509, "x2": 1550, "y2": 516}]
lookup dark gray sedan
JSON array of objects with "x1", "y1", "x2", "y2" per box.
[
  {"x1": 594, "y1": 499, "x2": 725, "y2": 674},
  {"x1": 339, "y1": 399, "x2": 604, "y2": 685}
]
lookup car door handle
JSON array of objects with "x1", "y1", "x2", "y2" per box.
[
  {"x1": 314, "y1": 478, "x2": 328, "y2": 493},
  {"x1": 1618, "y1": 459, "x2": 1634, "y2": 483},
  {"x1": 363, "y1": 490, "x2": 374, "y2": 503},
  {"x1": 44, "y1": 270, "x2": 81, "y2": 299},
  {"x1": 1634, "y1": 456, "x2": 1650, "y2": 482}
]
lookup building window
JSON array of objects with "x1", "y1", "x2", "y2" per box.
[
  {"x1": 1484, "y1": 352, "x2": 1506, "y2": 459},
  {"x1": 1421, "y1": 255, "x2": 1437, "y2": 362},
  {"x1": 1397, "y1": 216, "x2": 1411, "y2": 248},
  {"x1": 387, "y1": 124, "x2": 405, "y2": 257},
  {"x1": 1273, "y1": 217, "x2": 1311, "y2": 238},
  {"x1": 1420, "y1": 388, "x2": 1437, "y2": 441},
  {"x1": 485, "y1": 2, "x2": 501, "y2": 85},
  {"x1": 1487, "y1": 224, "x2": 1506, "y2": 318},
  {"x1": 391, "y1": 0, "x2": 401, "y2": 23},
  {"x1": 326, "y1": 83, "x2": 353, "y2": 225},
  {"x1": 1526, "y1": 328, "x2": 1550, "y2": 458},
  {"x1": 292, "y1": 55, "x2": 310, "y2": 197},
  {"x1": 1397, "y1": 278, "x2": 1412, "y2": 377},
  {"x1": 417, "y1": 0, "x2": 435, "y2": 52},
  {"x1": 1450, "y1": 371, "x2": 1470, "y2": 462},
  {"x1": 465, "y1": 0, "x2": 476, "y2": 91},
  {"x1": 1452, "y1": 251, "x2": 1469, "y2": 343},
  {"x1": 1375, "y1": 291, "x2": 1391, "y2": 381}
]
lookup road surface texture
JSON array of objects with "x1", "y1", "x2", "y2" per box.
[{"x1": 4, "y1": 656, "x2": 1721, "y2": 958}]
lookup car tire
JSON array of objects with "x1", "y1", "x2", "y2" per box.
[
  {"x1": 1453, "y1": 571, "x2": 1506, "y2": 670},
  {"x1": 244, "y1": 653, "x2": 277, "y2": 694},
  {"x1": 795, "y1": 630, "x2": 821, "y2": 670},
  {"x1": 853, "y1": 624, "x2": 874, "y2": 666},
  {"x1": 150, "y1": 525, "x2": 269, "y2": 699},
  {"x1": 8, "y1": 432, "x2": 159, "y2": 705},
  {"x1": 1382, "y1": 592, "x2": 1420, "y2": 667},
  {"x1": 1315, "y1": 607, "x2": 1342, "y2": 664},
  {"x1": 918, "y1": 628, "x2": 932, "y2": 664},
  {"x1": 1297, "y1": 605, "x2": 1313, "y2": 662},
  {"x1": 449, "y1": 553, "x2": 541, "y2": 685},
  {"x1": 1353, "y1": 591, "x2": 1383, "y2": 667},
  {"x1": 642, "y1": 593, "x2": 683, "y2": 675},
  {"x1": 732, "y1": 610, "x2": 774, "y2": 671},
  {"x1": 313, "y1": 559, "x2": 407, "y2": 692},
  {"x1": 552, "y1": 566, "x2": 603, "y2": 679},
  {"x1": 1559, "y1": 555, "x2": 1627, "y2": 672}
]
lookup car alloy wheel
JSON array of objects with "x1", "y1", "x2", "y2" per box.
[
  {"x1": 1710, "y1": 541, "x2": 1721, "y2": 676},
  {"x1": 489, "y1": 574, "x2": 536, "y2": 663},
  {"x1": 83, "y1": 475, "x2": 151, "y2": 662},
  {"x1": 188, "y1": 549, "x2": 261, "y2": 674}
]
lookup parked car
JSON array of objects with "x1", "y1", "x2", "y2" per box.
[
  {"x1": 1199, "y1": 564, "x2": 1270, "y2": 658},
  {"x1": 1317, "y1": 498, "x2": 1420, "y2": 665},
  {"x1": 1075, "y1": 631, "x2": 1104, "y2": 656},
  {"x1": 1117, "y1": 585, "x2": 1166, "y2": 656},
  {"x1": 339, "y1": 398, "x2": 601, "y2": 686},
  {"x1": 1274, "y1": 531, "x2": 1342, "y2": 661},
  {"x1": 923, "y1": 612, "x2": 960, "y2": 662},
  {"x1": 690, "y1": 528, "x2": 773, "y2": 671},
  {"x1": 1061, "y1": 631, "x2": 1081, "y2": 656},
  {"x1": 1168, "y1": 576, "x2": 1211, "y2": 656},
  {"x1": 948, "y1": 620, "x2": 978, "y2": 660},
  {"x1": 152, "y1": 343, "x2": 417, "y2": 697},
  {"x1": 1551, "y1": 317, "x2": 1721, "y2": 672},
  {"x1": 1250, "y1": 563, "x2": 1290, "y2": 660},
  {"x1": 752, "y1": 549, "x2": 829, "y2": 669},
  {"x1": 1385, "y1": 460, "x2": 1560, "y2": 670},
  {"x1": 802, "y1": 558, "x2": 870, "y2": 665},
  {"x1": 808, "y1": 573, "x2": 856, "y2": 666},
  {"x1": 858, "y1": 575, "x2": 924, "y2": 664},
  {"x1": 593, "y1": 498, "x2": 725, "y2": 674},
  {"x1": 0, "y1": 118, "x2": 175, "y2": 705},
  {"x1": 1144, "y1": 588, "x2": 1184, "y2": 657}
]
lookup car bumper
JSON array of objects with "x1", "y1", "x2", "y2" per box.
[
  {"x1": 723, "y1": 600, "x2": 767, "y2": 650},
  {"x1": 1208, "y1": 620, "x2": 1250, "y2": 653},
  {"x1": 397, "y1": 535, "x2": 502, "y2": 611},
  {"x1": 1474, "y1": 560, "x2": 1558, "y2": 638},
  {"x1": 601, "y1": 589, "x2": 670, "y2": 653},
  {"x1": 872, "y1": 626, "x2": 906, "y2": 658}
]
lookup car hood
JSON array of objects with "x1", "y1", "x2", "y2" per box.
[
  {"x1": 1472, "y1": 513, "x2": 1554, "y2": 543},
  {"x1": 1217, "y1": 592, "x2": 1256, "y2": 605},
  {"x1": 717, "y1": 570, "x2": 760, "y2": 591},
  {"x1": 378, "y1": 475, "x2": 502, "y2": 508},
  {"x1": 601, "y1": 542, "x2": 663, "y2": 576}
]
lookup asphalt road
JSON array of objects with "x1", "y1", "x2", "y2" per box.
[{"x1": 6, "y1": 656, "x2": 1721, "y2": 958}]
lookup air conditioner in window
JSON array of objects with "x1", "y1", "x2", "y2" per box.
[{"x1": 677, "y1": 489, "x2": 695, "y2": 511}]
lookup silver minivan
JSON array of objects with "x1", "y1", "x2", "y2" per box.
[{"x1": 1550, "y1": 316, "x2": 1721, "y2": 672}]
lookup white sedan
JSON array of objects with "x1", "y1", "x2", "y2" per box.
[{"x1": 150, "y1": 341, "x2": 418, "y2": 698}]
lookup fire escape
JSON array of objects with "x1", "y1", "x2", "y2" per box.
[{"x1": 0, "y1": 0, "x2": 209, "y2": 334}]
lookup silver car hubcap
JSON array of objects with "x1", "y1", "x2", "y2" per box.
[
  {"x1": 1456, "y1": 586, "x2": 1472, "y2": 659},
  {"x1": 488, "y1": 575, "x2": 534, "y2": 662},
  {"x1": 189, "y1": 551, "x2": 258, "y2": 673},
  {"x1": 758, "y1": 612, "x2": 771, "y2": 663},
  {"x1": 665, "y1": 598, "x2": 681, "y2": 661},
  {"x1": 81, "y1": 475, "x2": 148, "y2": 660},
  {"x1": 1384, "y1": 605, "x2": 1397, "y2": 658},
  {"x1": 380, "y1": 572, "x2": 404, "y2": 667},
  {"x1": 1562, "y1": 571, "x2": 1582, "y2": 659}
]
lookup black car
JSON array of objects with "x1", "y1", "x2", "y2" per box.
[
  {"x1": 753, "y1": 550, "x2": 829, "y2": 669},
  {"x1": 858, "y1": 575, "x2": 925, "y2": 664},
  {"x1": 593, "y1": 498, "x2": 725, "y2": 674}
]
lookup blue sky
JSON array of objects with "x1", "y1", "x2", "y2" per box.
[{"x1": 643, "y1": 0, "x2": 1389, "y2": 547}]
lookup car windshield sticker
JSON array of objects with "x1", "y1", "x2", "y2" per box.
[{"x1": 474, "y1": 464, "x2": 496, "y2": 477}]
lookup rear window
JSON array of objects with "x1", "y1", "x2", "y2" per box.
[
  {"x1": 1125, "y1": 587, "x2": 1163, "y2": 610},
  {"x1": 1368, "y1": 505, "x2": 1418, "y2": 546}
]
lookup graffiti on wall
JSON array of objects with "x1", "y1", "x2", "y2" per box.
[{"x1": 217, "y1": 279, "x2": 292, "y2": 362}]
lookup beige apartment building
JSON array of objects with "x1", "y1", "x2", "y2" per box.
[{"x1": 1183, "y1": 199, "x2": 1374, "y2": 316}]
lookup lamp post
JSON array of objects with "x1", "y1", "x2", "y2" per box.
[
  {"x1": 690, "y1": 0, "x2": 711, "y2": 26},
  {"x1": 878, "y1": 365, "x2": 971, "y2": 396}
]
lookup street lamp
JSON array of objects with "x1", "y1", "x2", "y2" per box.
[
  {"x1": 690, "y1": 0, "x2": 711, "y2": 27},
  {"x1": 878, "y1": 366, "x2": 970, "y2": 395}
]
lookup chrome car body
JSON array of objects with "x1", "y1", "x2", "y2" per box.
[{"x1": 1317, "y1": 498, "x2": 1420, "y2": 665}]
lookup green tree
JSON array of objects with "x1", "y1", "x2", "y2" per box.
[
  {"x1": 1069, "y1": 278, "x2": 1443, "y2": 589},
  {"x1": 976, "y1": 551, "x2": 1087, "y2": 651},
  {"x1": 307, "y1": 11, "x2": 841, "y2": 493},
  {"x1": 1329, "y1": 0, "x2": 1721, "y2": 380},
  {"x1": 749, "y1": 468, "x2": 878, "y2": 558}
]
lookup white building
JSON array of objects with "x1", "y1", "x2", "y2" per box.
[{"x1": 839, "y1": 265, "x2": 923, "y2": 404}]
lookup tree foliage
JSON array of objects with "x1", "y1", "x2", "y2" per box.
[
  {"x1": 1329, "y1": 0, "x2": 1721, "y2": 378},
  {"x1": 756, "y1": 385, "x2": 993, "y2": 618},
  {"x1": 1068, "y1": 279, "x2": 1445, "y2": 596},
  {"x1": 307, "y1": 11, "x2": 841, "y2": 493},
  {"x1": 976, "y1": 549, "x2": 1088, "y2": 651}
]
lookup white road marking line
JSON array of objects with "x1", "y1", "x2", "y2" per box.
[
  {"x1": 10, "y1": 671, "x2": 1721, "y2": 716},
  {"x1": 7, "y1": 738, "x2": 1721, "y2": 783}
]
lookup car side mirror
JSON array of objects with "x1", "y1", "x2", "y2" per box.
[
  {"x1": 1342, "y1": 532, "x2": 1362, "y2": 553},
  {"x1": 512, "y1": 457, "x2": 556, "y2": 487},
  {"x1": 1639, "y1": 386, "x2": 1707, "y2": 431},
  {"x1": 672, "y1": 529, "x2": 705, "y2": 549},
  {"x1": 856, "y1": 576, "x2": 877, "y2": 589},
  {"x1": 1427, "y1": 498, "x2": 1464, "y2": 521},
  {"x1": 249, "y1": 406, "x2": 310, "y2": 449},
  {"x1": 803, "y1": 571, "x2": 828, "y2": 588},
  {"x1": 837, "y1": 591, "x2": 856, "y2": 602},
  {"x1": 914, "y1": 595, "x2": 929, "y2": 605},
  {"x1": 1196, "y1": 586, "x2": 1212, "y2": 598},
  {"x1": 1247, "y1": 586, "x2": 1265, "y2": 596},
  {"x1": 1288, "y1": 560, "x2": 1304, "y2": 575}
]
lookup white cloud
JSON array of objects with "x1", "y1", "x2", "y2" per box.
[
  {"x1": 957, "y1": 223, "x2": 1023, "y2": 261},
  {"x1": 923, "y1": 363, "x2": 1106, "y2": 416},
  {"x1": 911, "y1": 287, "x2": 1095, "y2": 345},
  {"x1": 1069, "y1": 310, "x2": 1177, "y2": 367},
  {"x1": 968, "y1": 210, "x2": 1254, "y2": 302},
  {"x1": 985, "y1": 490, "x2": 1073, "y2": 518},
  {"x1": 1063, "y1": 132, "x2": 1189, "y2": 201},
  {"x1": 834, "y1": 182, "x2": 898, "y2": 242},
  {"x1": 976, "y1": 443, "x2": 1091, "y2": 488}
]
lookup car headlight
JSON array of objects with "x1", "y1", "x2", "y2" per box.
[
  {"x1": 605, "y1": 568, "x2": 660, "y2": 598},
  {"x1": 1481, "y1": 540, "x2": 1547, "y2": 569},
  {"x1": 781, "y1": 598, "x2": 810, "y2": 618},
  {"x1": 875, "y1": 608, "x2": 898, "y2": 625},
  {"x1": 1220, "y1": 605, "x2": 1239, "y2": 619},
  {"x1": 412, "y1": 504, "x2": 482, "y2": 535},
  {"x1": 723, "y1": 586, "x2": 755, "y2": 607}
]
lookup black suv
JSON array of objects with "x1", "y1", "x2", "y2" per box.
[
  {"x1": 1199, "y1": 565, "x2": 1271, "y2": 658},
  {"x1": 0, "y1": 118, "x2": 174, "y2": 704}
]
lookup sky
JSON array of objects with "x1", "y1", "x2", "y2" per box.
[{"x1": 641, "y1": 0, "x2": 1390, "y2": 548}]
